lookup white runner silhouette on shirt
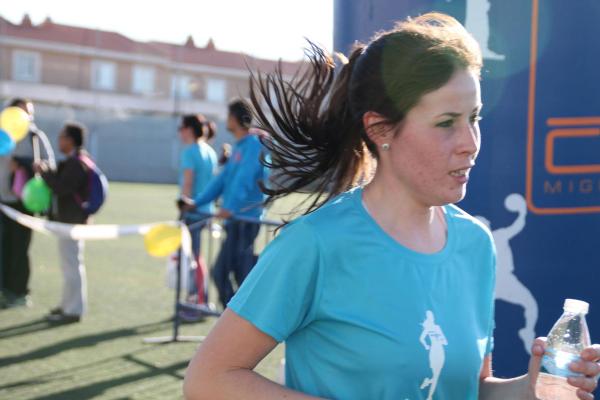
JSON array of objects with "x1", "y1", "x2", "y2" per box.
[
  {"x1": 476, "y1": 193, "x2": 538, "y2": 354},
  {"x1": 419, "y1": 310, "x2": 447, "y2": 400}
]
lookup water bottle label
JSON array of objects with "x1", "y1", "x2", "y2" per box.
[{"x1": 540, "y1": 349, "x2": 583, "y2": 378}]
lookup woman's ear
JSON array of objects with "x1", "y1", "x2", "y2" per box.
[{"x1": 362, "y1": 111, "x2": 391, "y2": 147}]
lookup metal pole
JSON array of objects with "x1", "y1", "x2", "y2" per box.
[{"x1": 143, "y1": 217, "x2": 206, "y2": 343}]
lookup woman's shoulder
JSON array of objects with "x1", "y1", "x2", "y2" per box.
[
  {"x1": 243, "y1": 134, "x2": 267, "y2": 153},
  {"x1": 285, "y1": 189, "x2": 360, "y2": 235},
  {"x1": 180, "y1": 143, "x2": 195, "y2": 155},
  {"x1": 199, "y1": 141, "x2": 217, "y2": 156},
  {"x1": 445, "y1": 204, "x2": 493, "y2": 244},
  {"x1": 271, "y1": 194, "x2": 356, "y2": 262}
]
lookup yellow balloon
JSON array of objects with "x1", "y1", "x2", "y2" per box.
[
  {"x1": 144, "y1": 224, "x2": 182, "y2": 258},
  {"x1": 0, "y1": 107, "x2": 30, "y2": 142}
]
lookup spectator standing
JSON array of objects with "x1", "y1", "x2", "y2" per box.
[
  {"x1": 35, "y1": 122, "x2": 90, "y2": 324},
  {"x1": 187, "y1": 99, "x2": 269, "y2": 309},
  {"x1": 0, "y1": 98, "x2": 36, "y2": 308},
  {"x1": 177, "y1": 114, "x2": 217, "y2": 310}
]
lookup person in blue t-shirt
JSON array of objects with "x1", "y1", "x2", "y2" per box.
[
  {"x1": 177, "y1": 114, "x2": 217, "y2": 306},
  {"x1": 182, "y1": 99, "x2": 269, "y2": 309},
  {"x1": 183, "y1": 13, "x2": 600, "y2": 400}
]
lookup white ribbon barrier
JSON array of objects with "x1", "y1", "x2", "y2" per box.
[
  {"x1": 0, "y1": 204, "x2": 193, "y2": 291},
  {"x1": 0, "y1": 204, "x2": 159, "y2": 239}
]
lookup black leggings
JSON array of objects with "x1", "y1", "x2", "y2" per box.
[{"x1": 1, "y1": 202, "x2": 32, "y2": 297}]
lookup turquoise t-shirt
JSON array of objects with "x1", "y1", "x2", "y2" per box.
[
  {"x1": 179, "y1": 141, "x2": 217, "y2": 214},
  {"x1": 194, "y1": 134, "x2": 268, "y2": 218},
  {"x1": 228, "y1": 188, "x2": 496, "y2": 400}
]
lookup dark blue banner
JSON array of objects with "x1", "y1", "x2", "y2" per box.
[{"x1": 334, "y1": 0, "x2": 600, "y2": 377}]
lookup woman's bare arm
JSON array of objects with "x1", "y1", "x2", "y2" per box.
[{"x1": 183, "y1": 309, "x2": 324, "y2": 400}]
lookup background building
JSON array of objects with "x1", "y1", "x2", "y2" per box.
[{"x1": 0, "y1": 14, "x2": 301, "y2": 182}]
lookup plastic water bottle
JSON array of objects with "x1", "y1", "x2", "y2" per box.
[{"x1": 535, "y1": 299, "x2": 591, "y2": 399}]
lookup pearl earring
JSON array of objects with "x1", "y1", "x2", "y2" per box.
[{"x1": 381, "y1": 143, "x2": 390, "y2": 151}]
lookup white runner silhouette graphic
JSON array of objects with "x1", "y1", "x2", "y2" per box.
[
  {"x1": 476, "y1": 193, "x2": 538, "y2": 354},
  {"x1": 464, "y1": 0, "x2": 506, "y2": 60},
  {"x1": 420, "y1": 310, "x2": 447, "y2": 400}
]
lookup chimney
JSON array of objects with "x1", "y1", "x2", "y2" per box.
[
  {"x1": 206, "y1": 38, "x2": 216, "y2": 51},
  {"x1": 184, "y1": 35, "x2": 195, "y2": 48},
  {"x1": 21, "y1": 14, "x2": 33, "y2": 28}
]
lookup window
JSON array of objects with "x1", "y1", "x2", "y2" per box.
[
  {"x1": 206, "y1": 78, "x2": 226, "y2": 103},
  {"x1": 91, "y1": 60, "x2": 116, "y2": 90},
  {"x1": 171, "y1": 74, "x2": 193, "y2": 99},
  {"x1": 12, "y1": 50, "x2": 40, "y2": 82},
  {"x1": 132, "y1": 65, "x2": 155, "y2": 94}
]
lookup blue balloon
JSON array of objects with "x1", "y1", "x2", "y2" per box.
[{"x1": 0, "y1": 129, "x2": 16, "y2": 156}]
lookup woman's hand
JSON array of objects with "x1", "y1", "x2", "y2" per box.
[
  {"x1": 33, "y1": 160, "x2": 49, "y2": 174},
  {"x1": 176, "y1": 196, "x2": 196, "y2": 212},
  {"x1": 568, "y1": 345, "x2": 600, "y2": 399},
  {"x1": 527, "y1": 338, "x2": 599, "y2": 399},
  {"x1": 522, "y1": 338, "x2": 546, "y2": 399},
  {"x1": 215, "y1": 208, "x2": 232, "y2": 219}
]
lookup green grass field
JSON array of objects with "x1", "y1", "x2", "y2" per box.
[{"x1": 0, "y1": 182, "x2": 301, "y2": 399}]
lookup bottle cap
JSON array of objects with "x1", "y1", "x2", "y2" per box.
[{"x1": 564, "y1": 298, "x2": 589, "y2": 314}]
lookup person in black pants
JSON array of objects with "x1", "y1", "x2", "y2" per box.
[
  {"x1": 0, "y1": 201, "x2": 33, "y2": 308},
  {"x1": 0, "y1": 98, "x2": 35, "y2": 308},
  {"x1": 212, "y1": 220, "x2": 260, "y2": 309}
]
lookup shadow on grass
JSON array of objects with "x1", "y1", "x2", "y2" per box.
[
  {"x1": 0, "y1": 374, "x2": 72, "y2": 391},
  {"x1": 30, "y1": 357, "x2": 189, "y2": 400},
  {"x1": 0, "y1": 345, "x2": 191, "y2": 399},
  {"x1": 0, "y1": 319, "x2": 172, "y2": 368},
  {"x1": 0, "y1": 318, "x2": 66, "y2": 339}
]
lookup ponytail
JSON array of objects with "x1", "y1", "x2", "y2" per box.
[
  {"x1": 182, "y1": 113, "x2": 217, "y2": 141},
  {"x1": 205, "y1": 120, "x2": 216, "y2": 141},
  {"x1": 250, "y1": 13, "x2": 483, "y2": 218},
  {"x1": 250, "y1": 41, "x2": 373, "y2": 216}
]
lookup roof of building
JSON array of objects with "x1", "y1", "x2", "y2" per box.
[{"x1": 0, "y1": 14, "x2": 303, "y2": 75}]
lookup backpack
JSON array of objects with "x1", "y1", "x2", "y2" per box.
[{"x1": 75, "y1": 153, "x2": 108, "y2": 215}]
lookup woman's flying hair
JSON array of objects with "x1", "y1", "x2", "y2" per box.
[{"x1": 250, "y1": 12, "x2": 482, "y2": 217}]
